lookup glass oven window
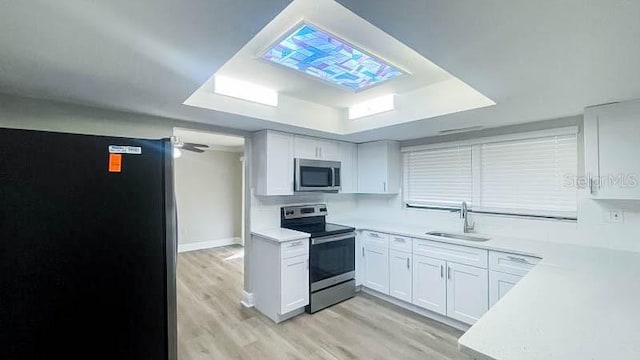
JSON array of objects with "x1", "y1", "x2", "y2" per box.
[
  {"x1": 310, "y1": 237, "x2": 355, "y2": 283},
  {"x1": 300, "y1": 166, "x2": 333, "y2": 187}
]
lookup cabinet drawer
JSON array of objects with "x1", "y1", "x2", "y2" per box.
[
  {"x1": 489, "y1": 251, "x2": 539, "y2": 276},
  {"x1": 413, "y1": 239, "x2": 488, "y2": 269},
  {"x1": 389, "y1": 235, "x2": 412, "y2": 253},
  {"x1": 362, "y1": 231, "x2": 389, "y2": 248},
  {"x1": 280, "y1": 239, "x2": 309, "y2": 260}
]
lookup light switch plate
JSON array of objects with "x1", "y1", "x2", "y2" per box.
[{"x1": 604, "y1": 209, "x2": 624, "y2": 224}]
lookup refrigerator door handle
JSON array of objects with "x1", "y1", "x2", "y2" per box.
[{"x1": 163, "y1": 139, "x2": 178, "y2": 360}]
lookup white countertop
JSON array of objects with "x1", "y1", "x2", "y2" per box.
[
  {"x1": 251, "y1": 228, "x2": 310, "y2": 243},
  {"x1": 332, "y1": 218, "x2": 640, "y2": 360}
]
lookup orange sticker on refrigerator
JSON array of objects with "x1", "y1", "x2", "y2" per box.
[{"x1": 108, "y1": 153, "x2": 122, "y2": 173}]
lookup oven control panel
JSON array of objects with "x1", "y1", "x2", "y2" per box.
[{"x1": 281, "y1": 204, "x2": 328, "y2": 219}]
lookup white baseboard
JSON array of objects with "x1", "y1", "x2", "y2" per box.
[
  {"x1": 241, "y1": 290, "x2": 254, "y2": 308},
  {"x1": 178, "y1": 237, "x2": 240, "y2": 253}
]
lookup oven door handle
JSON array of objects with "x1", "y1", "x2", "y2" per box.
[{"x1": 311, "y1": 233, "x2": 356, "y2": 245}]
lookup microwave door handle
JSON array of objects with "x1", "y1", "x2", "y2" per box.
[{"x1": 331, "y1": 167, "x2": 336, "y2": 188}]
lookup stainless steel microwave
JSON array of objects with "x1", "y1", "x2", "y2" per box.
[{"x1": 294, "y1": 158, "x2": 341, "y2": 193}]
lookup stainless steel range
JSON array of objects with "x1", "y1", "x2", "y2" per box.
[{"x1": 281, "y1": 204, "x2": 356, "y2": 313}]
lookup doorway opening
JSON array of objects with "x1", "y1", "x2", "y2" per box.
[{"x1": 172, "y1": 127, "x2": 246, "y2": 253}]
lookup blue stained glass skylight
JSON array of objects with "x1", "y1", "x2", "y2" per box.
[{"x1": 261, "y1": 23, "x2": 403, "y2": 91}]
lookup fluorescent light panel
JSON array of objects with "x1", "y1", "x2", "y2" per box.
[
  {"x1": 261, "y1": 23, "x2": 403, "y2": 91},
  {"x1": 349, "y1": 94, "x2": 395, "y2": 119},
  {"x1": 214, "y1": 75, "x2": 278, "y2": 106}
]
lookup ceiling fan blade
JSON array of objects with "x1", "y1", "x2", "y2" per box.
[
  {"x1": 181, "y1": 145, "x2": 204, "y2": 153},
  {"x1": 183, "y1": 142, "x2": 209, "y2": 149},
  {"x1": 181, "y1": 144, "x2": 206, "y2": 153}
]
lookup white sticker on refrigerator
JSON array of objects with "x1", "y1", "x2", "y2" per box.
[{"x1": 108, "y1": 145, "x2": 142, "y2": 154}]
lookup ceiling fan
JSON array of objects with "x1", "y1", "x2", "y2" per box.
[{"x1": 171, "y1": 137, "x2": 209, "y2": 157}]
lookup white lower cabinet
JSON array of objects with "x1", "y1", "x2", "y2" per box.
[
  {"x1": 412, "y1": 255, "x2": 447, "y2": 315},
  {"x1": 252, "y1": 235, "x2": 309, "y2": 323},
  {"x1": 446, "y1": 262, "x2": 489, "y2": 324},
  {"x1": 281, "y1": 254, "x2": 309, "y2": 314},
  {"x1": 364, "y1": 244, "x2": 389, "y2": 294},
  {"x1": 489, "y1": 271, "x2": 522, "y2": 307},
  {"x1": 389, "y1": 250, "x2": 412, "y2": 303},
  {"x1": 487, "y1": 251, "x2": 539, "y2": 307},
  {"x1": 358, "y1": 231, "x2": 538, "y2": 327}
]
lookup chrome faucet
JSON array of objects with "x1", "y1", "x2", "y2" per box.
[{"x1": 461, "y1": 201, "x2": 475, "y2": 233}]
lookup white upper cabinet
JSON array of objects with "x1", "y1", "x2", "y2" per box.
[
  {"x1": 357, "y1": 140, "x2": 401, "y2": 194},
  {"x1": 253, "y1": 130, "x2": 294, "y2": 196},
  {"x1": 338, "y1": 142, "x2": 358, "y2": 193},
  {"x1": 318, "y1": 139, "x2": 338, "y2": 161},
  {"x1": 584, "y1": 100, "x2": 640, "y2": 199},
  {"x1": 293, "y1": 135, "x2": 318, "y2": 159},
  {"x1": 294, "y1": 135, "x2": 339, "y2": 161}
]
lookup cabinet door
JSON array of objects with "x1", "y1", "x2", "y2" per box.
[
  {"x1": 357, "y1": 142, "x2": 388, "y2": 193},
  {"x1": 280, "y1": 254, "x2": 309, "y2": 314},
  {"x1": 363, "y1": 244, "x2": 389, "y2": 294},
  {"x1": 294, "y1": 135, "x2": 319, "y2": 159},
  {"x1": 389, "y1": 250, "x2": 412, "y2": 303},
  {"x1": 318, "y1": 140, "x2": 339, "y2": 161},
  {"x1": 489, "y1": 271, "x2": 522, "y2": 307},
  {"x1": 592, "y1": 102, "x2": 640, "y2": 199},
  {"x1": 446, "y1": 262, "x2": 488, "y2": 324},
  {"x1": 264, "y1": 131, "x2": 294, "y2": 195},
  {"x1": 412, "y1": 255, "x2": 446, "y2": 315},
  {"x1": 337, "y1": 142, "x2": 358, "y2": 193}
]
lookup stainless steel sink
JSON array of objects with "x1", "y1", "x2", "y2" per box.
[{"x1": 426, "y1": 231, "x2": 490, "y2": 242}]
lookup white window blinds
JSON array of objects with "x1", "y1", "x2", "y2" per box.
[
  {"x1": 403, "y1": 145, "x2": 472, "y2": 206},
  {"x1": 402, "y1": 127, "x2": 578, "y2": 218},
  {"x1": 478, "y1": 134, "x2": 577, "y2": 216}
]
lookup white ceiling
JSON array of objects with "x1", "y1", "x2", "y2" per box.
[
  {"x1": 1, "y1": 0, "x2": 639, "y2": 142},
  {"x1": 184, "y1": 0, "x2": 495, "y2": 135},
  {"x1": 214, "y1": 0, "x2": 453, "y2": 108}
]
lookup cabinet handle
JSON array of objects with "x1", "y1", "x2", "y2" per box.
[
  {"x1": 406, "y1": 257, "x2": 410, "y2": 269},
  {"x1": 319, "y1": 147, "x2": 322, "y2": 158},
  {"x1": 395, "y1": 237, "x2": 405, "y2": 243},
  {"x1": 288, "y1": 241, "x2": 301, "y2": 248},
  {"x1": 383, "y1": 182, "x2": 386, "y2": 192},
  {"x1": 369, "y1": 233, "x2": 380, "y2": 238},
  {"x1": 589, "y1": 177, "x2": 594, "y2": 194},
  {"x1": 362, "y1": 247, "x2": 365, "y2": 257},
  {"x1": 447, "y1": 266, "x2": 451, "y2": 279},
  {"x1": 306, "y1": 259, "x2": 309, "y2": 270},
  {"x1": 507, "y1": 255, "x2": 529, "y2": 264},
  {"x1": 440, "y1": 265, "x2": 444, "y2": 278}
]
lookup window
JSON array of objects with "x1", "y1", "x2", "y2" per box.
[
  {"x1": 404, "y1": 145, "x2": 472, "y2": 207},
  {"x1": 403, "y1": 127, "x2": 578, "y2": 219},
  {"x1": 261, "y1": 23, "x2": 404, "y2": 91}
]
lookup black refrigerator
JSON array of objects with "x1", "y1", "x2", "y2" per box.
[{"x1": 0, "y1": 127, "x2": 177, "y2": 360}]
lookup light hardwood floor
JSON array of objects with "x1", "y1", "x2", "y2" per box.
[{"x1": 177, "y1": 246, "x2": 469, "y2": 360}]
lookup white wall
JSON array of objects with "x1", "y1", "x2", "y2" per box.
[
  {"x1": 175, "y1": 149, "x2": 243, "y2": 249},
  {"x1": 250, "y1": 192, "x2": 358, "y2": 230}
]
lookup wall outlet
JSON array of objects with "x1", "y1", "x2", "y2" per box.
[{"x1": 604, "y1": 209, "x2": 624, "y2": 224}]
